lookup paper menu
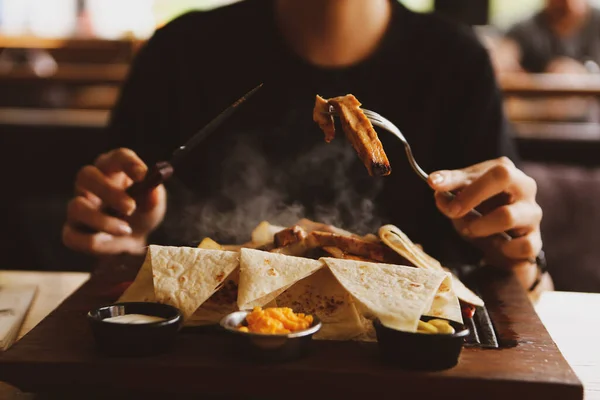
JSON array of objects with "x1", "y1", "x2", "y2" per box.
[{"x1": 0, "y1": 285, "x2": 37, "y2": 351}]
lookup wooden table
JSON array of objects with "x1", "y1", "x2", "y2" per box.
[
  {"x1": 0, "y1": 269, "x2": 597, "y2": 399},
  {"x1": 0, "y1": 271, "x2": 90, "y2": 341},
  {"x1": 0, "y1": 271, "x2": 89, "y2": 399}
]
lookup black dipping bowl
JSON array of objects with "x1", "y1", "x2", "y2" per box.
[
  {"x1": 374, "y1": 316, "x2": 470, "y2": 371},
  {"x1": 220, "y1": 311, "x2": 322, "y2": 362},
  {"x1": 87, "y1": 302, "x2": 183, "y2": 357}
]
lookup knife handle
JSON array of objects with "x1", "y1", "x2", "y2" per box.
[
  {"x1": 124, "y1": 161, "x2": 174, "y2": 203},
  {"x1": 77, "y1": 161, "x2": 174, "y2": 233}
]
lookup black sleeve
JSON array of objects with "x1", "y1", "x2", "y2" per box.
[
  {"x1": 106, "y1": 25, "x2": 180, "y2": 165},
  {"x1": 105, "y1": 18, "x2": 195, "y2": 246},
  {"x1": 443, "y1": 43, "x2": 519, "y2": 170},
  {"x1": 432, "y1": 40, "x2": 519, "y2": 265}
]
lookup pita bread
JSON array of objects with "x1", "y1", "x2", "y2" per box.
[
  {"x1": 275, "y1": 268, "x2": 365, "y2": 340},
  {"x1": 379, "y1": 224, "x2": 484, "y2": 307},
  {"x1": 237, "y1": 248, "x2": 324, "y2": 310},
  {"x1": 150, "y1": 245, "x2": 239, "y2": 319},
  {"x1": 323, "y1": 258, "x2": 447, "y2": 333}
]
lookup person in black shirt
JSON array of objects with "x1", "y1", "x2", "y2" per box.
[{"x1": 62, "y1": 0, "x2": 550, "y2": 294}]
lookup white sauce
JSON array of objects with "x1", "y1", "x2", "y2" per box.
[{"x1": 103, "y1": 314, "x2": 166, "y2": 324}]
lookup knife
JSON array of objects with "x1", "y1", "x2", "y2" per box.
[
  {"x1": 123, "y1": 83, "x2": 263, "y2": 200},
  {"x1": 84, "y1": 83, "x2": 263, "y2": 226}
]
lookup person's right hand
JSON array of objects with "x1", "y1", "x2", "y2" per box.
[{"x1": 62, "y1": 148, "x2": 167, "y2": 255}]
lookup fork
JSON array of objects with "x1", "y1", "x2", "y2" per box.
[{"x1": 330, "y1": 106, "x2": 512, "y2": 242}]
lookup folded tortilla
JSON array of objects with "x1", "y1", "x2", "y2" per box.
[
  {"x1": 186, "y1": 268, "x2": 240, "y2": 326},
  {"x1": 322, "y1": 258, "x2": 447, "y2": 333},
  {"x1": 425, "y1": 274, "x2": 463, "y2": 323},
  {"x1": 237, "y1": 248, "x2": 324, "y2": 310},
  {"x1": 119, "y1": 250, "x2": 156, "y2": 303},
  {"x1": 275, "y1": 268, "x2": 365, "y2": 340},
  {"x1": 379, "y1": 224, "x2": 484, "y2": 308},
  {"x1": 150, "y1": 245, "x2": 240, "y2": 319}
]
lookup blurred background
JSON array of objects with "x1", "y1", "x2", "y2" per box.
[{"x1": 1, "y1": 0, "x2": 599, "y2": 292}]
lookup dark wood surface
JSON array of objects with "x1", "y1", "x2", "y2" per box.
[{"x1": 0, "y1": 255, "x2": 583, "y2": 399}]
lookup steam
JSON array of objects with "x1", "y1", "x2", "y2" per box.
[{"x1": 162, "y1": 133, "x2": 384, "y2": 245}]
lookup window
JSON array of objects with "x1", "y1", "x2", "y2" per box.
[
  {"x1": 154, "y1": 0, "x2": 435, "y2": 26},
  {"x1": 489, "y1": 0, "x2": 544, "y2": 30},
  {"x1": 398, "y1": 0, "x2": 434, "y2": 13}
]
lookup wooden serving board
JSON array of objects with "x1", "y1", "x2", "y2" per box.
[{"x1": 0, "y1": 255, "x2": 583, "y2": 400}]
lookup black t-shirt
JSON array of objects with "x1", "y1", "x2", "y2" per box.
[
  {"x1": 507, "y1": 8, "x2": 600, "y2": 73},
  {"x1": 108, "y1": 0, "x2": 517, "y2": 264}
]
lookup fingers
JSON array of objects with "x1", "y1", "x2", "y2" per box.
[
  {"x1": 428, "y1": 169, "x2": 471, "y2": 193},
  {"x1": 75, "y1": 165, "x2": 136, "y2": 216},
  {"x1": 463, "y1": 201, "x2": 543, "y2": 238},
  {"x1": 432, "y1": 158, "x2": 537, "y2": 220},
  {"x1": 447, "y1": 165, "x2": 513, "y2": 218},
  {"x1": 66, "y1": 196, "x2": 132, "y2": 236},
  {"x1": 136, "y1": 185, "x2": 165, "y2": 213},
  {"x1": 500, "y1": 229, "x2": 543, "y2": 260},
  {"x1": 429, "y1": 158, "x2": 509, "y2": 191},
  {"x1": 95, "y1": 148, "x2": 147, "y2": 182},
  {"x1": 62, "y1": 225, "x2": 143, "y2": 255}
]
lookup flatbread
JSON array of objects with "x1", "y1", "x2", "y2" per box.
[
  {"x1": 379, "y1": 224, "x2": 484, "y2": 307},
  {"x1": 445, "y1": 269, "x2": 484, "y2": 307},
  {"x1": 423, "y1": 274, "x2": 463, "y2": 323},
  {"x1": 322, "y1": 258, "x2": 447, "y2": 333},
  {"x1": 237, "y1": 248, "x2": 324, "y2": 310},
  {"x1": 118, "y1": 250, "x2": 237, "y2": 325},
  {"x1": 119, "y1": 251, "x2": 155, "y2": 303},
  {"x1": 275, "y1": 268, "x2": 365, "y2": 340},
  {"x1": 379, "y1": 225, "x2": 444, "y2": 272},
  {"x1": 186, "y1": 268, "x2": 240, "y2": 326},
  {"x1": 150, "y1": 245, "x2": 239, "y2": 319}
]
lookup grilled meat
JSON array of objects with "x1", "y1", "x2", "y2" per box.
[
  {"x1": 309, "y1": 231, "x2": 403, "y2": 263},
  {"x1": 272, "y1": 228, "x2": 407, "y2": 264},
  {"x1": 274, "y1": 225, "x2": 308, "y2": 247},
  {"x1": 295, "y1": 218, "x2": 361, "y2": 238},
  {"x1": 314, "y1": 94, "x2": 391, "y2": 177},
  {"x1": 313, "y1": 95, "x2": 336, "y2": 143},
  {"x1": 321, "y1": 246, "x2": 375, "y2": 262}
]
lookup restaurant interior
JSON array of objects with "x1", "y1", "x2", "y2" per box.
[{"x1": 1, "y1": 0, "x2": 599, "y2": 399}]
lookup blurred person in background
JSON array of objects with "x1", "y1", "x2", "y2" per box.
[
  {"x1": 62, "y1": 0, "x2": 551, "y2": 295},
  {"x1": 500, "y1": 0, "x2": 600, "y2": 74}
]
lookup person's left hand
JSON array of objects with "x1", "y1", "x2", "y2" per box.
[{"x1": 427, "y1": 157, "x2": 543, "y2": 273}]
